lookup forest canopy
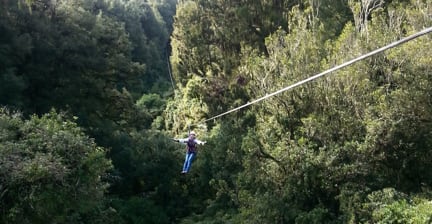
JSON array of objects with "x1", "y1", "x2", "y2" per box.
[{"x1": 1, "y1": 0, "x2": 432, "y2": 223}]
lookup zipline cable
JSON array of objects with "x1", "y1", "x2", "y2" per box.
[
  {"x1": 199, "y1": 26, "x2": 432, "y2": 124},
  {"x1": 166, "y1": 47, "x2": 176, "y2": 96}
]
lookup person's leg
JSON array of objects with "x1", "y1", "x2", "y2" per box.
[
  {"x1": 184, "y1": 152, "x2": 196, "y2": 173},
  {"x1": 182, "y1": 152, "x2": 190, "y2": 173}
]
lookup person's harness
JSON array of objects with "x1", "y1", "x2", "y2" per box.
[{"x1": 186, "y1": 138, "x2": 197, "y2": 153}]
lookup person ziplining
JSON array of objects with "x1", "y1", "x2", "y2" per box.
[{"x1": 173, "y1": 131, "x2": 206, "y2": 174}]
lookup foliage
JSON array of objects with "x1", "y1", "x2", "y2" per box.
[
  {"x1": 111, "y1": 196, "x2": 169, "y2": 224},
  {"x1": 1, "y1": 0, "x2": 432, "y2": 223},
  {"x1": 0, "y1": 108, "x2": 113, "y2": 223},
  {"x1": 167, "y1": 0, "x2": 432, "y2": 223},
  {"x1": 362, "y1": 188, "x2": 432, "y2": 223}
]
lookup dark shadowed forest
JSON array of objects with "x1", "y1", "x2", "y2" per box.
[{"x1": 1, "y1": 0, "x2": 432, "y2": 223}]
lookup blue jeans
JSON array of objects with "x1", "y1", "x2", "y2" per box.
[{"x1": 182, "y1": 152, "x2": 196, "y2": 173}]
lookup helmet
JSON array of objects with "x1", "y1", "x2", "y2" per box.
[{"x1": 189, "y1": 131, "x2": 196, "y2": 136}]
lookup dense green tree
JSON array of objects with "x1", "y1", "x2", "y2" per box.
[
  {"x1": 1, "y1": 0, "x2": 179, "y2": 223},
  {"x1": 102, "y1": 0, "x2": 176, "y2": 95},
  {"x1": 107, "y1": 130, "x2": 187, "y2": 223},
  {"x1": 360, "y1": 188, "x2": 432, "y2": 223},
  {"x1": 0, "y1": 108, "x2": 114, "y2": 223},
  {"x1": 0, "y1": 0, "x2": 145, "y2": 130},
  {"x1": 232, "y1": 0, "x2": 432, "y2": 223}
]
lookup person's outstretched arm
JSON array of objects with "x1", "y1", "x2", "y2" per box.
[
  {"x1": 195, "y1": 139, "x2": 206, "y2": 145},
  {"x1": 174, "y1": 138, "x2": 189, "y2": 144}
]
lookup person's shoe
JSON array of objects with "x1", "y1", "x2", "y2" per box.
[{"x1": 181, "y1": 171, "x2": 187, "y2": 174}]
